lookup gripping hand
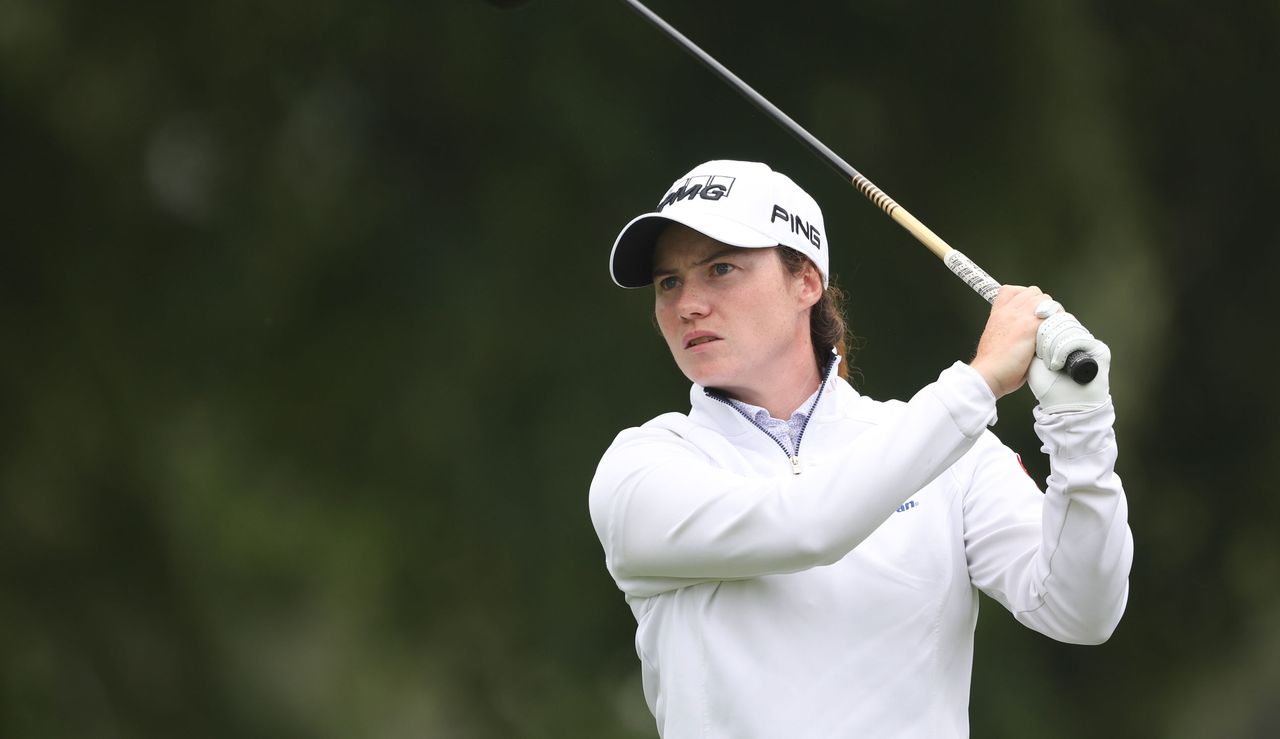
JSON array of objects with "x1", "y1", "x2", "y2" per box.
[
  {"x1": 1029, "y1": 335, "x2": 1111, "y2": 413},
  {"x1": 1030, "y1": 303, "x2": 1110, "y2": 411},
  {"x1": 1036, "y1": 309, "x2": 1095, "y2": 371}
]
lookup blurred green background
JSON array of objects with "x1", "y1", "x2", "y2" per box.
[{"x1": 3, "y1": 0, "x2": 1278, "y2": 736}]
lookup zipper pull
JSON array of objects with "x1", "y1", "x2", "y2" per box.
[{"x1": 790, "y1": 456, "x2": 802, "y2": 475}]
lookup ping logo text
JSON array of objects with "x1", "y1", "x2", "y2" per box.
[{"x1": 770, "y1": 204, "x2": 822, "y2": 248}]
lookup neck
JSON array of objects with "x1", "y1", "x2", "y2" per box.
[{"x1": 718, "y1": 349, "x2": 825, "y2": 419}]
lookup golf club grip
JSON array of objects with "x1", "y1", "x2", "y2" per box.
[
  {"x1": 939, "y1": 249, "x2": 1097, "y2": 386},
  {"x1": 1064, "y1": 350, "x2": 1098, "y2": 385}
]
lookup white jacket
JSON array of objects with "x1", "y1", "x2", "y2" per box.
[{"x1": 589, "y1": 362, "x2": 1132, "y2": 738}]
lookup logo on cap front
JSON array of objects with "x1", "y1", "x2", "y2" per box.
[{"x1": 656, "y1": 175, "x2": 736, "y2": 212}]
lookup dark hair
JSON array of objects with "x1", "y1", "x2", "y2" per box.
[{"x1": 778, "y1": 247, "x2": 853, "y2": 381}]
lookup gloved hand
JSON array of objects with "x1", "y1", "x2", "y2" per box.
[
  {"x1": 1028, "y1": 338, "x2": 1111, "y2": 413},
  {"x1": 1035, "y1": 307, "x2": 1094, "y2": 371}
]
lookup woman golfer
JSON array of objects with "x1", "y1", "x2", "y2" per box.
[{"x1": 589, "y1": 160, "x2": 1133, "y2": 738}]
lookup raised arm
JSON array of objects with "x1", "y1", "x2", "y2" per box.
[
  {"x1": 963, "y1": 402, "x2": 1132, "y2": 643},
  {"x1": 965, "y1": 293, "x2": 1131, "y2": 643},
  {"x1": 589, "y1": 363, "x2": 996, "y2": 597}
]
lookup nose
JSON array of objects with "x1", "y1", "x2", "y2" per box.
[{"x1": 675, "y1": 281, "x2": 710, "y2": 321}]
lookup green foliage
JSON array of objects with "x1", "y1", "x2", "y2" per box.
[{"x1": 2, "y1": 0, "x2": 1278, "y2": 736}]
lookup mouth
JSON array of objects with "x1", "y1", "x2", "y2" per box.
[{"x1": 684, "y1": 334, "x2": 722, "y2": 349}]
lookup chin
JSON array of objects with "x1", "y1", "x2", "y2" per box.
[{"x1": 678, "y1": 358, "x2": 740, "y2": 390}]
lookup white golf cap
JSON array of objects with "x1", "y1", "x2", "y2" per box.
[{"x1": 610, "y1": 160, "x2": 830, "y2": 288}]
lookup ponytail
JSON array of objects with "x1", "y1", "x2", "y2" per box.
[{"x1": 778, "y1": 247, "x2": 853, "y2": 380}]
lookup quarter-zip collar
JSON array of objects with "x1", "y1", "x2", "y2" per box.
[{"x1": 698, "y1": 352, "x2": 841, "y2": 475}]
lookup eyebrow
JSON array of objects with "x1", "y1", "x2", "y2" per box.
[{"x1": 652, "y1": 247, "x2": 744, "y2": 278}]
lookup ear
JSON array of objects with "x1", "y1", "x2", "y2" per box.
[{"x1": 794, "y1": 262, "x2": 824, "y2": 310}]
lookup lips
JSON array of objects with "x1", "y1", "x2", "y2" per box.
[{"x1": 683, "y1": 331, "x2": 722, "y2": 349}]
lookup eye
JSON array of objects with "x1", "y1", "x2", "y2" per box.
[
  {"x1": 711, "y1": 262, "x2": 735, "y2": 277},
  {"x1": 657, "y1": 275, "x2": 680, "y2": 291}
]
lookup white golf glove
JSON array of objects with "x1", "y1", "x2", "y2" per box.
[
  {"x1": 1035, "y1": 308, "x2": 1093, "y2": 371},
  {"x1": 1029, "y1": 310, "x2": 1111, "y2": 413}
]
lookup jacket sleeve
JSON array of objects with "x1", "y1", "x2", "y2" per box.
[
  {"x1": 589, "y1": 363, "x2": 997, "y2": 597},
  {"x1": 962, "y1": 400, "x2": 1133, "y2": 644}
]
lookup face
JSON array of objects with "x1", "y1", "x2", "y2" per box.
[{"x1": 652, "y1": 224, "x2": 822, "y2": 397}]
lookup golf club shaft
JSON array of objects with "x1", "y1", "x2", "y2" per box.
[{"x1": 621, "y1": 0, "x2": 1097, "y2": 384}]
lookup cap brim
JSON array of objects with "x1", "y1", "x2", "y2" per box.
[{"x1": 609, "y1": 212, "x2": 779, "y2": 288}]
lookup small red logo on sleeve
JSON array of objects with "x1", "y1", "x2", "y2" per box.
[{"x1": 1015, "y1": 453, "x2": 1044, "y2": 492}]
